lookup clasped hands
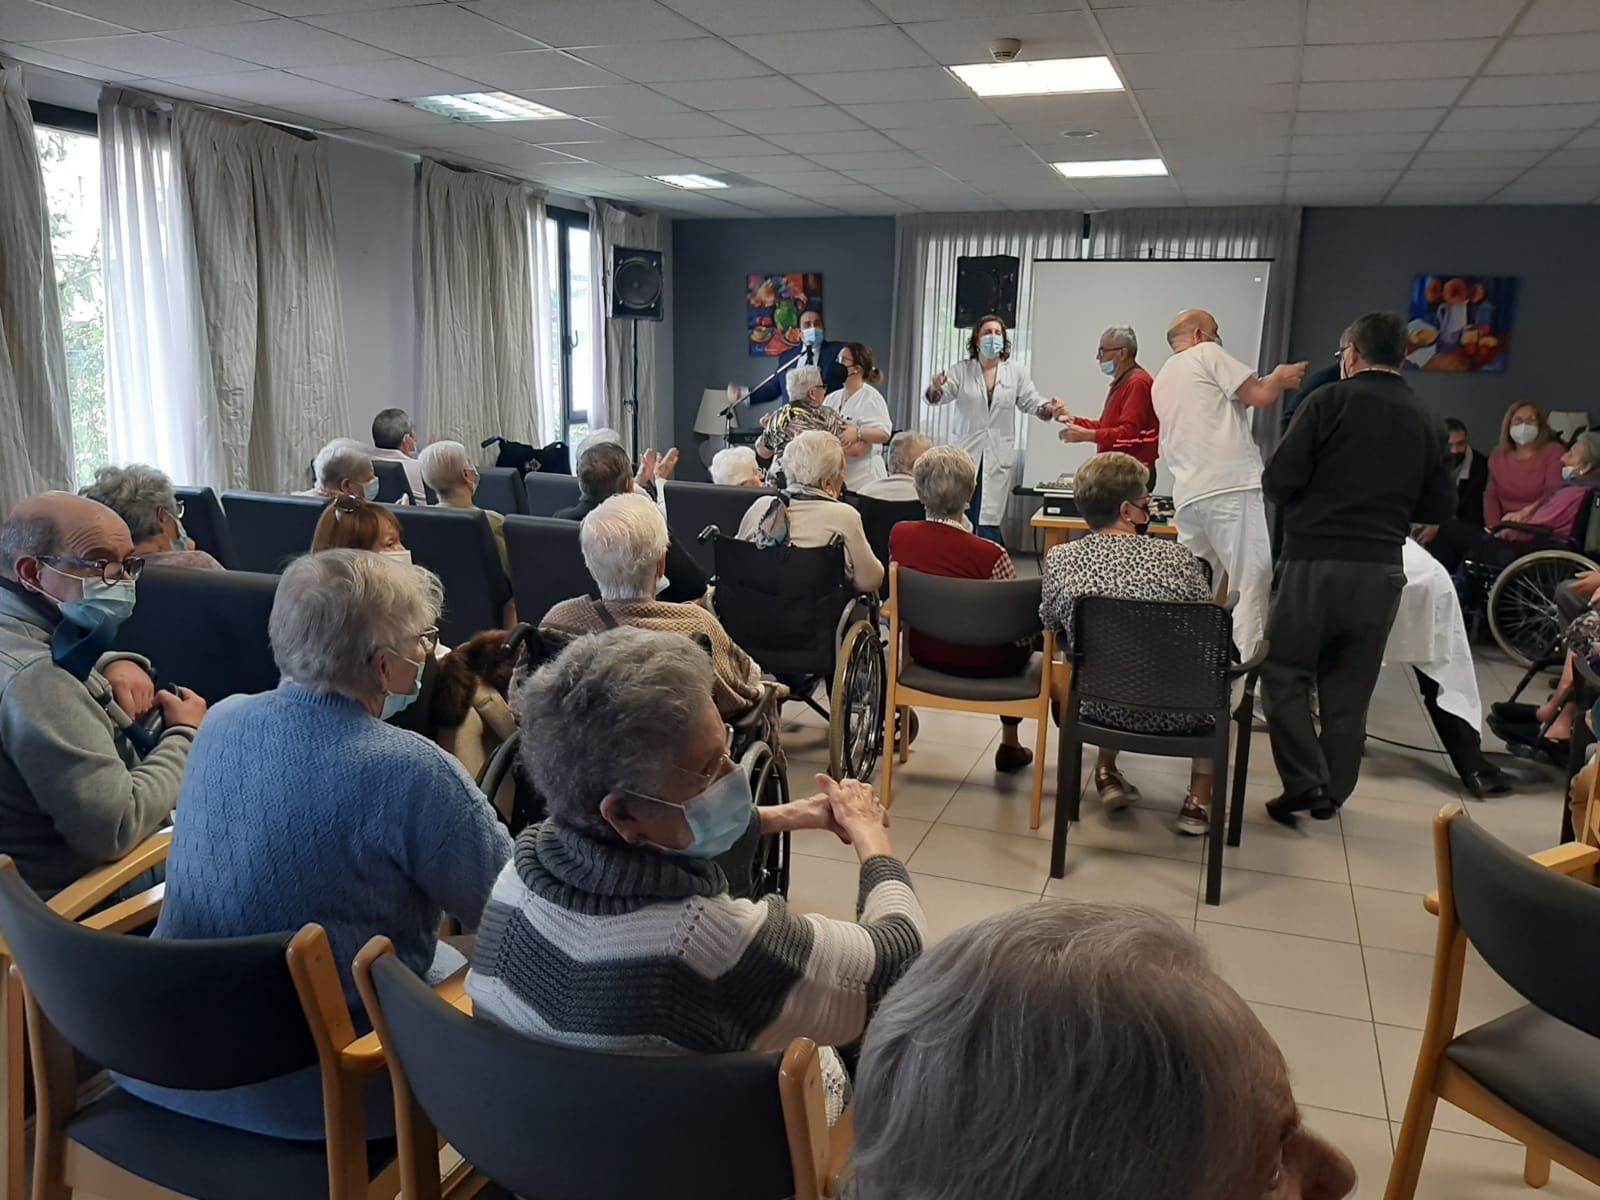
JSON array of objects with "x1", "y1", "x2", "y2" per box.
[{"x1": 762, "y1": 773, "x2": 890, "y2": 846}]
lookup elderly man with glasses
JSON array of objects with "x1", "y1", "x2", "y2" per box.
[{"x1": 0, "y1": 491, "x2": 209, "y2": 897}]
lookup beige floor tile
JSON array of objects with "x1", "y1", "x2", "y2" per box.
[
  {"x1": 1199, "y1": 924, "x2": 1372, "y2": 1020},
  {"x1": 783, "y1": 855, "x2": 866, "y2": 925},
  {"x1": 905, "y1": 823, "x2": 1053, "y2": 893},
  {"x1": 1249, "y1": 1002, "x2": 1387, "y2": 1119},
  {"x1": 1204, "y1": 869, "x2": 1359, "y2": 942},
  {"x1": 1363, "y1": 946, "x2": 1526, "y2": 1032},
  {"x1": 1300, "y1": 1106, "x2": 1393, "y2": 1200},
  {"x1": 901, "y1": 708, "x2": 1008, "y2": 748},
  {"x1": 1227, "y1": 803, "x2": 1353, "y2": 884},
  {"x1": 1344, "y1": 833, "x2": 1442, "y2": 894},
  {"x1": 1338, "y1": 794, "x2": 1461, "y2": 844},
  {"x1": 1398, "y1": 1126, "x2": 1595, "y2": 1200},
  {"x1": 1353, "y1": 886, "x2": 1438, "y2": 956},
  {"x1": 906, "y1": 872, "x2": 1040, "y2": 943},
  {"x1": 1373, "y1": 1022, "x2": 1515, "y2": 1144},
  {"x1": 790, "y1": 817, "x2": 932, "y2": 865},
  {"x1": 1041, "y1": 846, "x2": 1200, "y2": 923},
  {"x1": 938, "y1": 776, "x2": 1061, "y2": 839},
  {"x1": 1057, "y1": 800, "x2": 1208, "y2": 864}
]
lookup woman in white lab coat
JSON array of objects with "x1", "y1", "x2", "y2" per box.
[{"x1": 924, "y1": 313, "x2": 1064, "y2": 542}]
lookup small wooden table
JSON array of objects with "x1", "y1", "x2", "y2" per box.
[{"x1": 1031, "y1": 511, "x2": 1180, "y2": 557}]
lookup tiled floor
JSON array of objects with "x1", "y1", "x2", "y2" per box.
[{"x1": 779, "y1": 646, "x2": 1596, "y2": 1199}]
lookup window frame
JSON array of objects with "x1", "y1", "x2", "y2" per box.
[{"x1": 546, "y1": 205, "x2": 592, "y2": 441}]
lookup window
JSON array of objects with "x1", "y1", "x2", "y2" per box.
[
  {"x1": 544, "y1": 207, "x2": 593, "y2": 446},
  {"x1": 32, "y1": 109, "x2": 106, "y2": 488}
]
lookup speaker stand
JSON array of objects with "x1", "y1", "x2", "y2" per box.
[{"x1": 623, "y1": 318, "x2": 642, "y2": 460}]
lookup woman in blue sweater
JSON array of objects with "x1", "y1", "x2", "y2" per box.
[{"x1": 121, "y1": 549, "x2": 513, "y2": 1138}]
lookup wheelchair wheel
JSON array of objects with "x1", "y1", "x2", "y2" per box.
[
  {"x1": 739, "y1": 738, "x2": 791, "y2": 899},
  {"x1": 1487, "y1": 549, "x2": 1596, "y2": 667},
  {"x1": 827, "y1": 620, "x2": 885, "y2": 782}
]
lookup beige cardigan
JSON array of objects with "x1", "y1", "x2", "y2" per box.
[{"x1": 735, "y1": 494, "x2": 885, "y2": 594}]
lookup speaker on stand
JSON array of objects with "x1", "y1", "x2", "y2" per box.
[
  {"x1": 610, "y1": 246, "x2": 664, "y2": 460},
  {"x1": 954, "y1": 254, "x2": 1020, "y2": 329}
]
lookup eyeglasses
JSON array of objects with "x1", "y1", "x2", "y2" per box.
[
  {"x1": 162, "y1": 500, "x2": 185, "y2": 520},
  {"x1": 1334, "y1": 346, "x2": 1350, "y2": 360},
  {"x1": 38, "y1": 555, "x2": 144, "y2": 583},
  {"x1": 415, "y1": 626, "x2": 440, "y2": 655}
]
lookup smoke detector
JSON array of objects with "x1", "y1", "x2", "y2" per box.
[{"x1": 989, "y1": 38, "x2": 1022, "y2": 62}]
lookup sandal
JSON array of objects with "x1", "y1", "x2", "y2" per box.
[{"x1": 1094, "y1": 767, "x2": 1141, "y2": 813}]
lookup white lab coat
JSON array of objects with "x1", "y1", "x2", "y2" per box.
[{"x1": 926, "y1": 358, "x2": 1052, "y2": 526}]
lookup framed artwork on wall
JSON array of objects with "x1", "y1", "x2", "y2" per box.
[
  {"x1": 1405, "y1": 274, "x2": 1517, "y2": 373},
  {"x1": 747, "y1": 272, "x2": 822, "y2": 358}
]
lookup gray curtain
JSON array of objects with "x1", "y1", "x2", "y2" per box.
[
  {"x1": 0, "y1": 64, "x2": 73, "y2": 514},
  {"x1": 174, "y1": 103, "x2": 350, "y2": 493}
]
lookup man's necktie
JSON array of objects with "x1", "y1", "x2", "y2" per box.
[{"x1": 804, "y1": 347, "x2": 815, "y2": 366}]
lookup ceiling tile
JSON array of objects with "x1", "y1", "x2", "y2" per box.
[
  {"x1": 1495, "y1": 180, "x2": 1600, "y2": 202},
  {"x1": 1305, "y1": 0, "x2": 1522, "y2": 43},
  {"x1": 887, "y1": 125, "x2": 1021, "y2": 150},
  {"x1": 30, "y1": 33, "x2": 257, "y2": 77},
  {"x1": 161, "y1": 18, "x2": 390, "y2": 68},
  {"x1": 509, "y1": 85, "x2": 686, "y2": 118},
  {"x1": 652, "y1": 75, "x2": 819, "y2": 110},
  {"x1": 1385, "y1": 184, "x2": 1500, "y2": 203},
  {"x1": 467, "y1": 0, "x2": 703, "y2": 47},
  {"x1": 729, "y1": 25, "x2": 933, "y2": 73},
  {"x1": 983, "y1": 92, "x2": 1140, "y2": 124},
  {"x1": 1283, "y1": 169, "x2": 1398, "y2": 186},
  {"x1": 659, "y1": 0, "x2": 885, "y2": 35},
  {"x1": 568, "y1": 156, "x2": 714, "y2": 175},
  {"x1": 501, "y1": 118, "x2": 631, "y2": 144},
  {"x1": 1427, "y1": 128, "x2": 1575, "y2": 151},
  {"x1": 843, "y1": 165, "x2": 957, "y2": 185},
  {"x1": 548, "y1": 137, "x2": 682, "y2": 162},
  {"x1": 250, "y1": 0, "x2": 459, "y2": 14},
  {"x1": 1440, "y1": 103, "x2": 1600, "y2": 131},
  {"x1": 654, "y1": 134, "x2": 784, "y2": 156},
  {"x1": 1292, "y1": 108, "x2": 1446, "y2": 134},
  {"x1": 592, "y1": 110, "x2": 743, "y2": 138},
  {"x1": 1147, "y1": 111, "x2": 1292, "y2": 137},
  {"x1": 714, "y1": 106, "x2": 865, "y2": 135},
  {"x1": 1119, "y1": 47, "x2": 1299, "y2": 90},
  {"x1": 1303, "y1": 40, "x2": 1495, "y2": 82},
  {"x1": 290, "y1": 59, "x2": 482, "y2": 98},
  {"x1": 121, "y1": 76, "x2": 241, "y2": 105},
  {"x1": 794, "y1": 66, "x2": 967, "y2": 104},
  {"x1": 1460, "y1": 72, "x2": 1600, "y2": 106},
  {"x1": 1488, "y1": 33, "x2": 1600, "y2": 75},
  {"x1": 171, "y1": 69, "x2": 364, "y2": 104},
  {"x1": 737, "y1": 167, "x2": 854, "y2": 185},
  {"x1": 42, "y1": 0, "x2": 273, "y2": 31},
  {"x1": 0, "y1": 2, "x2": 128, "y2": 42},
  {"x1": 419, "y1": 51, "x2": 620, "y2": 92},
  {"x1": 1099, "y1": 1, "x2": 1299, "y2": 52},
  {"x1": 467, "y1": 144, "x2": 589, "y2": 171},
  {"x1": 271, "y1": 96, "x2": 455, "y2": 128},
  {"x1": 1398, "y1": 169, "x2": 1518, "y2": 187},
  {"x1": 573, "y1": 38, "x2": 767, "y2": 83},
  {"x1": 808, "y1": 148, "x2": 932, "y2": 169},
  {"x1": 1412, "y1": 149, "x2": 1547, "y2": 168},
  {"x1": 0, "y1": 41, "x2": 144, "y2": 79},
  {"x1": 1284, "y1": 188, "x2": 1387, "y2": 204},
  {"x1": 1514, "y1": 164, "x2": 1600, "y2": 184},
  {"x1": 843, "y1": 98, "x2": 999, "y2": 130},
  {"x1": 1287, "y1": 151, "x2": 1415, "y2": 171},
  {"x1": 1520, "y1": 0, "x2": 1600, "y2": 34},
  {"x1": 767, "y1": 128, "x2": 901, "y2": 154},
  {"x1": 1291, "y1": 131, "x2": 1429, "y2": 154},
  {"x1": 1544, "y1": 147, "x2": 1600, "y2": 166},
  {"x1": 695, "y1": 151, "x2": 803, "y2": 170},
  {"x1": 901, "y1": 11, "x2": 1100, "y2": 62},
  {"x1": 1297, "y1": 79, "x2": 1468, "y2": 110},
  {"x1": 1571, "y1": 128, "x2": 1600, "y2": 148},
  {"x1": 1134, "y1": 83, "x2": 1295, "y2": 114},
  {"x1": 301, "y1": 5, "x2": 540, "y2": 58}
]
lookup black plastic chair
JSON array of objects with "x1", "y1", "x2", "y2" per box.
[
  {"x1": 1388, "y1": 810, "x2": 1600, "y2": 1196},
  {"x1": 371, "y1": 461, "x2": 412, "y2": 505},
  {"x1": 0, "y1": 859, "x2": 398, "y2": 1200},
  {"x1": 221, "y1": 491, "x2": 326, "y2": 574},
  {"x1": 353, "y1": 938, "x2": 843, "y2": 1200},
  {"x1": 660, "y1": 480, "x2": 776, "y2": 577},
  {"x1": 113, "y1": 567, "x2": 280, "y2": 702},
  {"x1": 502, "y1": 515, "x2": 598, "y2": 625},
  {"x1": 1050, "y1": 596, "x2": 1265, "y2": 907},
  {"x1": 522, "y1": 473, "x2": 581, "y2": 517},
  {"x1": 172, "y1": 486, "x2": 237, "y2": 569},
  {"x1": 850, "y1": 494, "x2": 924, "y2": 599},
  {"x1": 472, "y1": 468, "x2": 527, "y2": 517},
  {"x1": 388, "y1": 506, "x2": 513, "y2": 647}
]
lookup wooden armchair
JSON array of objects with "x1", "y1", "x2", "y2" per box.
[{"x1": 1388, "y1": 807, "x2": 1600, "y2": 1198}]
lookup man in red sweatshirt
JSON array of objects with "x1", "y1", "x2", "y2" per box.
[{"x1": 1059, "y1": 325, "x2": 1159, "y2": 482}]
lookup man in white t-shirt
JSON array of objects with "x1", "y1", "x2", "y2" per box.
[{"x1": 1151, "y1": 309, "x2": 1307, "y2": 659}]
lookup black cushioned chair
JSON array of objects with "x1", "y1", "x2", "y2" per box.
[
  {"x1": 0, "y1": 859, "x2": 401, "y2": 1200},
  {"x1": 849, "y1": 494, "x2": 924, "y2": 599},
  {"x1": 502, "y1": 515, "x2": 597, "y2": 625},
  {"x1": 388, "y1": 506, "x2": 513, "y2": 647},
  {"x1": 172, "y1": 486, "x2": 236, "y2": 569},
  {"x1": 1050, "y1": 597, "x2": 1265, "y2": 908},
  {"x1": 372, "y1": 461, "x2": 412, "y2": 505},
  {"x1": 660, "y1": 480, "x2": 775, "y2": 576},
  {"x1": 472, "y1": 468, "x2": 526, "y2": 517},
  {"x1": 1388, "y1": 809, "x2": 1600, "y2": 1197},
  {"x1": 522, "y1": 473, "x2": 580, "y2": 518},
  {"x1": 222, "y1": 491, "x2": 326, "y2": 574},
  {"x1": 113, "y1": 567, "x2": 280, "y2": 702},
  {"x1": 353, "y1": 938, "x2": 848, "y2": 1200}
]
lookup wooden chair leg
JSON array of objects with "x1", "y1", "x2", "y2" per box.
[
  {"x1": 897, "y1": 706, "x2": 909, "y2": 764},
  {"x1": 1227, "y1": 703, "x2": 1252, "y2": 849},
  {"x1": 880, "y1": 699, "x2": 898, "y2": 810},
  {"x1": 1029, "y1": 710, "x2": 1049, "y2": 831},
  {"x1": 1383, "y1": 1071, "x2": 1441, "y2": 1199},
  {"x1": 1, "y1": 962, "x2": 22, "y2": 1200},
  {"x1": 1523, "y1": 1148, "x2": 1550, "y2": 1188}
]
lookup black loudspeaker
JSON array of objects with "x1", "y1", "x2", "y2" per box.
[
  {"x1": 611, "y1": 246, "x2": 664, "y2": 321},
  {"x1": 954, "y1": 254, "x2": 1020, "y2": 329}
]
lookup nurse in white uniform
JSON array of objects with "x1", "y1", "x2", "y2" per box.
[
  {"x1": 924, "y1": 313, "x2": 1064, "y2": 542},
  {"x1": 825, "y1": 342, "x2": 893, "y2": 494}
]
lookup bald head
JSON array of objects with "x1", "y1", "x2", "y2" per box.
[
  {"x1": 1, "y1": 493, "x2": 133, "y2": 591},
  {"x1": 1167, "y1": 308, "x2": 1219, "y2": 351}
]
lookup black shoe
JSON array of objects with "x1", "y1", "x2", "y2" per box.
[
  {"x1": 995, "y1": 743, "x2": 1034, "y2": 773},
  {"x1": 1463, "y1": 765, "x2": 1512, "y2": 798},
  {"x1": 1265, "y1": 786, "x2": 1335, "y2": 826}
]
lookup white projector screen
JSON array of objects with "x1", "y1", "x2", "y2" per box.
[{"x1": 1021, "y1": 260, "x2": 1272, "y2": 496}]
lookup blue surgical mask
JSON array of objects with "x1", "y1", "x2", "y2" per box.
[
  {"x1": 1563, "y1": 465, "x2": 1582, "y2": 482},
  {"x1": 801, "y1": 326, "x2": 823, "y2": 347},
  {"x1": 1099, "y1": 359, "x2": 1117, "y2": 377},
  {"x1": 380, "y1": 653, "x2": 423, "y2": 721},
  {"x1": 636, "y1": 765, "x2": 753, "y2": 859},
  {"x1": 48, "y1": 576, "x2": 138, "y2": 680},
  {"x1": 170, "y1": 513, "x2": 193, "y2": 553},
  {"x1": 362, "y1": 476, "x2": 381, "y2": 502},
  {"x1": 979, "y1": 333, "x2": 1005, "y2": 359}
]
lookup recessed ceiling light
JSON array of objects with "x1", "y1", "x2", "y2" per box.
[
  {"x1": 1052, "y1": 158, "x2": 1168, "y2": 179},
  {"x1": 653, "y1": 173, "x2": 727, "y2": 190},
  {"x1": 948, "y1": 56, "x2": 1122, "y2": 98},
  {"x1": 1060, "y1": 129, "x2": 1100, "y2": 139},
  {"x1": 406, "y1": 92, "x2": 572, "y2": 123}
]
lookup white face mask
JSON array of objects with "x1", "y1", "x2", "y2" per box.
[
  {"x1": 1509, "y1": 422, "x2": 1539, "y2": 446},
  {"x1": 380, "y1": 548, "x2": 413, "y2": 567}
]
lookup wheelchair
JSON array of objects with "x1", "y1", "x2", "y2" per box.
[
  {"x1": 701, "y1": 528, "x2": 887, "y2": 783},
  {"x1": 1461, "y1": 491, "x2": 1600, "y2": 667}
]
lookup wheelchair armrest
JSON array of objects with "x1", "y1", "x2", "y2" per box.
[
  {"x1": 731, "y1": 680, "x2": 784, "y2": 732},
  {"x1": 698, "y1": 524, "x2": 722, "y2": 543},
  {"x1": 1491, "y1": 521, "x2": 1562, "y2": 539},
  {"x1": 1227, "y1": 640, "x2": 1269, "y2": 680}
]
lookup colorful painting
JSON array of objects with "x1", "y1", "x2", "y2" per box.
[
  {"x1": 1405, "y1": 274, "x2": 1517, "y2": 374},
  {"x1": 747, "y1": 272, "x2": 822, "y2": 358}
]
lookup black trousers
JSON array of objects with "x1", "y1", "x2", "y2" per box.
[
  {"x1": 1262, "y1": 558, "x2": 1407, "y2": 802},
  {"x1": 1414, "y1": 669, "x2": 1488, "y2": 782}
]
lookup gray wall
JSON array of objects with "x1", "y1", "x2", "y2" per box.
[
  {"x1": 670, "y1": 216, "x2": 895, "y2": 480},
  {"x1": 1290, "y1": 205, "x2": 1600, "y2": 444}
]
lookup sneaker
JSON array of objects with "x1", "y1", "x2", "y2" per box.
[
  {"x1": 1175, "y1": 795, "x2": 1210, "y2": 836},
  {"x1": 1094, "y1": 767, "x2": 1141, "y2": 813}
]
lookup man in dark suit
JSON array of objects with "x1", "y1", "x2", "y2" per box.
[
  {"x1": 727, "y1": 309, "x2": 847, "y2": 414},
  {"x1": 1444, "y1": 417, "x2": 1489, "y2": 525}
]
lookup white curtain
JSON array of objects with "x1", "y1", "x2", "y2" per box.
[
  {"x1": 527, "y1": 191, "x2": 559, "y2": 447},
  {"x1": 0, "y1": 64, "x2": 73, "y2": 514},
  {"x1": 592, "y1": 199, "x2": 663, "y2": 457},
  {"x1": 416, "y1": 159, "x2": 539, "y2": 461},
  {"x1": 174, "y1": 103, "x2": 350, "y2": 493},
  {"x1": 99, "y1": 89, "x2": 220, "y2": 490},
  {"x1": 1085, "y1": 205, "x2": 1302, "y2": 456}
]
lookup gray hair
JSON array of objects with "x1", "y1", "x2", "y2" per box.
[
  {"x1": 79, "y1": 463, "x2": 178, "y2": 542},
  {"x1": 785, "y1": 363, "x2": 823, "y2": 403},
  {"x1": 268, "y1": 549, "x2": 443, "y2": 699},
  {"x1": 371, "y1": 408, "x2": 414, "y2": 450},
  {"x1": 783, "y1": 429, "x2": 845, "y2": 489},
  {"x1": 710, "y1": 445, "x2": 761, "y2": 487},
  {"x1": 1576, "y1": 431, "x2": 1600, "y2": 467},
  {"x1": 575, "y1": 427, "x2": 623, "y2": 460},
  {"x1": 1074, "y1": 451, "x2": 1150, "y2": 530},
  {"x1": 418, "y1": 439, "x2": 472, "y2": 493},
  {"x1": 516, "y1": 626, "x2": 715, "y2": 835},
  {"x1": 886, "y1": 431, "x2": 931, "y2": 477},
  {"x1": 0, "y1": 510, "x2": 59, "y2": 582},
  {"x1": 580, "y1": 494, "x2": 669, "y2": 600},
  {"x1": 851, "y1": 901, "x2": 1267, "y2": 1200},
  {"x1": 912, "y1": 444, "x2": 976, "y2": 519},
  {"x1": 313, "y1": 438, "x2": 373, "y2": 490},
  {"x1": 1103, "y1": 324, "x2": 1138, "y2": 356}
]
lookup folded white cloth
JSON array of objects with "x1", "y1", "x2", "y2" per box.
[{"x1": 1384, "y1": 539, "x2": 1481, "y2": 732}]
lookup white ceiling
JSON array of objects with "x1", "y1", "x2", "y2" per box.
[{"x1": 5, "y1": 0, "x2": 1600, "y2": 216}]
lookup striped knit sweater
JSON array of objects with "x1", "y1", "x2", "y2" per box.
[{"x1": 467, "y1": 819, "x2": 926, "y2": 1098}]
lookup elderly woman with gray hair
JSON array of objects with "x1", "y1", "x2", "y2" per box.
[
  {"x1": 754, "y1": 361, "x2": 845, "y2": 470},
  {"x1": 294, "y1": 437, "x2": 378, "y2": 502},
  {"x1": 468, "y1": 625, "x2": 925, "y2": 1122},
  {"x1": 850, "y1": 901, "x2": 1356, "y2": 1200},
  {"x1": 127, "y1": 549, "x2": 513, "y2": 1139},
  {"x1": 80, "y1": 463, "x2": 223, "y2": 570}
]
